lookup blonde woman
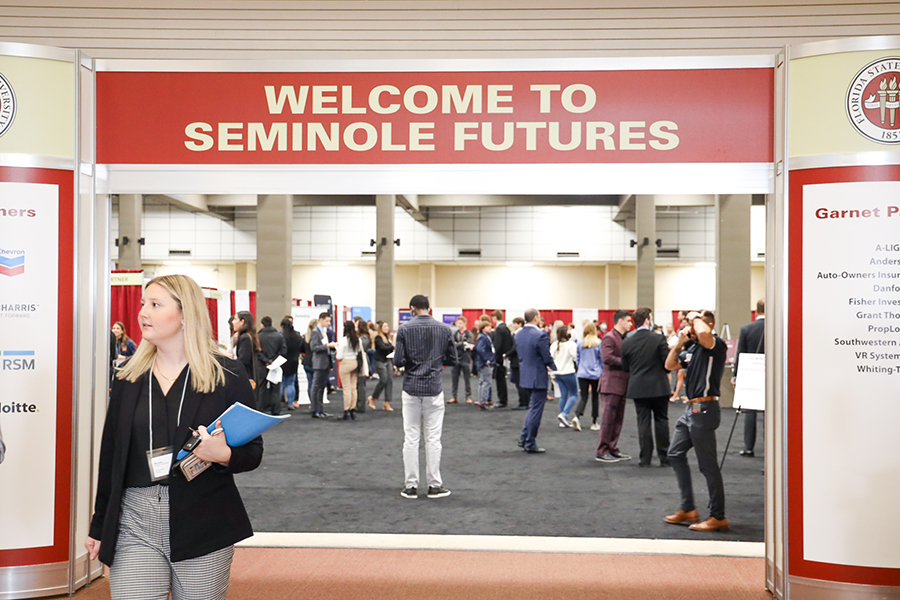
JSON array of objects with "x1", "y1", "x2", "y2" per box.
[
  {"x1": 86, "y1": 274, "x2": 262, "y2": 600},
  {"x1": 574, "y1": 322, "x2": 603, "y2": 431}
]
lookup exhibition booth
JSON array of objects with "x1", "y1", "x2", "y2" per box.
[{"x1": 1, "y1": 35, "x2": 899, "y2": 599}]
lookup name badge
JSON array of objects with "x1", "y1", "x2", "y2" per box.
[{"x1": 147, "y1": 446, "x2": 174, "y2": 482}]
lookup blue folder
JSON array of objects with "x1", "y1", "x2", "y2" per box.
[{"x1": 176, "y1": 402, "x2": 289, "y2": 460}]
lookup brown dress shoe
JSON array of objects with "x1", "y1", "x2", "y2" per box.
[
  {"x1": 448, "y1": 398, "x2": 458, "y2": 404},
  {"x1": 664, "y1": 509, "x2": 700, "y2": 525},
  {"x1": 689, "y1": 517, "x2": 730, "y2": 532},
  {"x1": 466, "y1": 398, "x2": 473, "y2": 404}
]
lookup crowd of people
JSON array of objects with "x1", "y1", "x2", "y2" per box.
[{"x1": 95, "y1": 273, "x2": 765, "y2": 599}]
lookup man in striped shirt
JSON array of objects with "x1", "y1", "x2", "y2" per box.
[{"x1": 393, "y1": 294, "x2": 458, "y2": 500}]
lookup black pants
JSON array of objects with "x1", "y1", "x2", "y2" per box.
[
  {"x1": 311, "y1": 369, "x2": 330, "y2": 414},
  {"x1": 494, "y1": 363, "x2": 508, "y2": 406},
  {"x1": 668, "y1": 401, "x2": 725, "y2": 520},
  {"x1": 575, "y1": 378, "x2": 599, "y2": 420},
  {"x1": 743, "y1": 409, "x2": 759, "y2": 452},
  {"x1": 633, "y1": 395, "x2": 670, "y2": 465},
  {"x1": 258, "y1": 382, "x2": 282, "y2": 415}
]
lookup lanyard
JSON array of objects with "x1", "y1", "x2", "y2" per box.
[{"x1": 149, "y1": 356, "x2": 191, "y2": 454}]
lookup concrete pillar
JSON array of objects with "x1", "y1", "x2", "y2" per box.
[
  {"x1": 418, "y1": 263, "x2": 436, "y2": 306},
  {"x1": 256, "y1": 194, "x2": 292, "y2": 322},
  {"x1": 235, "y1": 262, "x2": 253, "y2": 290},
  {"x1": 635, "y1": 195, "x2": 656, "y2": 311},
  {"x1": 715, "y1": 194, "x2": 752, "y2": 407},
  {"x1": 375, "y1": 194, "x2": 395, "y2": 325},
  {"x1": 605, "y1": 264, "x2": 621, "y2": 308},
  {"x1": 117, "y1": 194, "x2": 142, "y2": 270}
]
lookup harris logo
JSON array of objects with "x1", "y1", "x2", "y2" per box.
[
  {"x1": 0, "y1": 250, "x2": 25, "y2": 277},
  {"x1": 0, "y1": 72, "x2": 15, "y2": 138}
]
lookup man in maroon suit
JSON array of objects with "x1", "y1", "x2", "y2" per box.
[{"x1": 596, "y1": 310, "x2": 633, "y2": 463}]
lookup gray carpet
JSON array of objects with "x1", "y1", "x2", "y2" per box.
[{"x1": 236, "y1": 370, "x2": 764, "y2": 542}]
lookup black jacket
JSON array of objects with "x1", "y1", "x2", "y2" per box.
[
  {"x1": 734, "y1": 317, "x2": 765, "y2": 378},
  {"x1": 89, "y1": 357, "x2": 263, "y2": 565},
  {"x1": 281, "y1": 328, "x2": 303, "y2": 376},
  {"x1": 258, "y1": 326, "x2": 287, "y2": 365},
  {"x1": 621, "y1": 329, "x2": 671, "y2": 399},
  {"x1": 493, "y1": 322, "x2": 514, "y2": 363}
]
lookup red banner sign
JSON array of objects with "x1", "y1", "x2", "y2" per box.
[{"x1": 97, "y1": 69, "x2": 773, "y2": 165}]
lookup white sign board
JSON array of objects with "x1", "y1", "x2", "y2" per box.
[
  {"x1": 0, "y1": 182, "x2": 59, "y2": 550},
  {"x1": 732, "y1": 352, "x2": 765, "y2": 411},
  {"x1": 802, "y1": 181, "x2": 900, "y2": 569}
]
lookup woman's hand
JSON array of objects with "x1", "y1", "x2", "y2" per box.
[
  {"x1": 85, "y1": 537, "x2": 101, "y2": 561},
  {"x1": 193, "y1": 421, "x2": 232, "y2": 466}
]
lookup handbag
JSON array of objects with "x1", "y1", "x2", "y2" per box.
[{"x1": 356, "y1": 348, "x2": 368, "y2": 375}]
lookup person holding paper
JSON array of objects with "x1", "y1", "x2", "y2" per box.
[
  {"x1": 258, "y1": 315, "x2": 287, "y2": 415},
  {"x1": 732, "y1": 298, "x2": 765, "y2": 457},
  {"x1": 85, "y1": 274, "x2": 263, "y2": 600}
]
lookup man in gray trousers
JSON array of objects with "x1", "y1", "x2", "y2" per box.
[{"x1": 393, "y1": 295, "x2": 458, "y2": 500}]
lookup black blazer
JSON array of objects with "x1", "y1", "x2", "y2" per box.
[
  {"x1": 734, "y1": 317, "x2": 765, "y2": 378},
  {"x1": 89, "y1": 356, "x2": 263, "y2": 565},
  {"x1": 493, "y1": 322, "x2": 514, "y2": 362},
  {"x1": 621, "y1": 329, "x2": 671, "y2": 399}
]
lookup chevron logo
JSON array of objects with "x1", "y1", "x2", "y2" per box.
[{"x1": 0, "y1": 252, "x2": 25, "y2": 277}]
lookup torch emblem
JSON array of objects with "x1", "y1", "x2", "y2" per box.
[
  {"x1": 0, "y1": 72, "x2": 15, "y2": 139},
  {"x1": 846, "y1": 57, "x2": 900, "y2": 144}
]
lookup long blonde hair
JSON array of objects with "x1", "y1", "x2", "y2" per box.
[
  {"x1": 582, "y1": 322, "x2": 600, "y2": 349},
  {"x1": 116, "y1": 274, "x2": 226, "y2": 393},
  {"x1": 305, "y1": 318, "x2": 318, "y2": 343}
]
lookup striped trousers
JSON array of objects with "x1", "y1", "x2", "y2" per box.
[{"x1": 109, "y1": 485, "x2": 233, "y2": 600}]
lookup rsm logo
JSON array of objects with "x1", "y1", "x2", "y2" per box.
[{"x1": 2, "y1": 350, "x2": 35, "y2": 370}]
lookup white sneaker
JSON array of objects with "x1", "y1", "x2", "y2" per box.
[
  {"x1": 557, "y1": 412, "x2": 572, "y2": 428},
  {"x1": 590, "y1": 422, "x2": 600, "y2": 431},
  {"x1": 571, "y1": 416, "x2": 582, "y2": 431}
]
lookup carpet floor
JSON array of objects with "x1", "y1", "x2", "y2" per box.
[{"x1": 238, "y1": 370, "x2": 765, "y2": 542}]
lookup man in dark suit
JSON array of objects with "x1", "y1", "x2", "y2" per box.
[
  {"x1": 309, "y1": 312, "x2": 337, "y2": 418},
  {"x1": 508, "y1": 317, "x2": 529, "y2": 409},
  {"x1": 491, "y1": 309, "x2": 514, "y2": 408},
  {"x1": 517, "y1": 309, "x2": 557, "y2": 453},
  {"x1": 622, "y1": 307, "x2": 672, "y2": 467},
  {"x1": 732, "y1": 298, "x2": 765, "y2": 457},
  {"x1": 596, "y1": 310, "x2": 633, "y2": 463},
  {"x1": 257, "y1": 315, "x2": 287, "y2": 415}
]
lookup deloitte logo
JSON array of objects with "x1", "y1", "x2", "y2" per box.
[
  {"x1": 0, "y1": 72, "x2": 15, "y2": 138},
  {"x1": 846, "y1": 57, "x2": 900, "y2": 144}
]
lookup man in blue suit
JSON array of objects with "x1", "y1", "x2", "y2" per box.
[{"x1": 517, "y1": 308, "x2": 557, "y2": 453}]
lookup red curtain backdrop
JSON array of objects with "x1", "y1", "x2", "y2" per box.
[
  {"x1": 110, "y1": 270, "x2": 143, "y2": 343},
  {"x1": 249, "y1": 291, "x2": 257, "y2": 319},
  {"x1": 206, "y1": 297, "x2": 218, "y2": 341},
  {"x1": 462, "y1": 309, "x2": 488, "y2": 326}
]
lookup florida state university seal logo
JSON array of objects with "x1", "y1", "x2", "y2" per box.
[
  {"x1": 846, "y1": 57, "x2": 900, "y2": 144},
  {"x1": 0, "y1": 72, "x2": 15, "y2": 138}
]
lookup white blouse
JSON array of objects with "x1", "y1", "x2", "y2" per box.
[
  {"x1": 551, "y1": 339, "x2": 577, "y2": 375},
  {"x1": 336, "y1": 337, "x2": 361, "y2": 360}
]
